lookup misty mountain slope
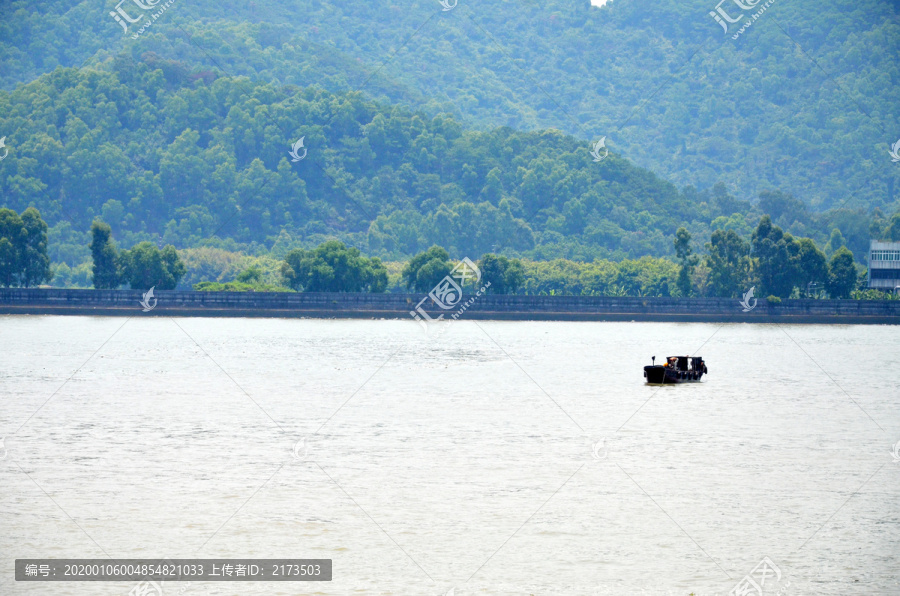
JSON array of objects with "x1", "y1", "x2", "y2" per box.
[
  {"x1": 3, "y1": 61, "x2": 748, "y2": 263},
  {"x1": 2, "y1": 0, "x2": 898, "y2": 212},
  {"x1": 3, "y1": 53, "x2": 889, "y2": 268}
]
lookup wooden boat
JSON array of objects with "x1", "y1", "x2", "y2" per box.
[{"x1": 643, "y1": 355, "x2": 707, "y2": 384}]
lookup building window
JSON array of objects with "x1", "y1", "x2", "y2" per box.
[
  {"x1": 870, "y1": 251, "x2": 900, "y2": 261},
  {"x1": 870, "y1": 269, "x2": 900, "y2": 280}
]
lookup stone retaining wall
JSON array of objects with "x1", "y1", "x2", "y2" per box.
[{"x1": 0, "y1": 289, "x2": 897, "y2": 323}]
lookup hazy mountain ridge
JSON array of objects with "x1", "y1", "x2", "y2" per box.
[
  {"x1": 1, "y1": 61, "x2": 731, "y2": 263},
  {"x1": 2, "y1": 0, "x2": 898, "y2": 211}
]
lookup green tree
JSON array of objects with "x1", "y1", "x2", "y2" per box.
[
  {"x1": 89, "y1": 219, "x2": 121, "y2": 289},
  {"x1": 0, "y1": 236, "x2": 19, "y2": 287},
  {"x1": 674, "y1": 227, "x2": 698, "y2": 297},
  {"x1": 752, "y1": 216, "x2": 799, "y2": 299},
  {"x1": 236, "y1": 265, "x2": 264, "y2": 284},
  {"x1": 478, "y1": 253, "x2": 525, "y2": 294},
  {"x1": 516, "y1": 257, "x2": 676, "y2": 297},
  {"x1": 281, "y1": 240, "x2": 387, "y2": 292},
  {"x1": 886, "y1": 213, "x2": 900, "y2": 242},
  {"x1": 0, "y1": 208, "x2": 26, "y2": 287},
  {"x1": 20, "y1": 207, "x2": 52, "y2": 287},
  {"x1": 826, "y1": 247, "x2": 858, "y2": 299},
  {"x1": 824, "y1": 228, "x2": 845, "y2": 255},
  {"x1": 119, "y1": 242, "x2": 186, "y2": 290},
  {"x1": 402, "y1": 245, "x2": 452, "y2": 292},
  {"x1": 795, "y1": 237, "x2": 828, "y2": 296},
  {"x1": 704, "y1": 229, "x2": 751, "y2": 297},
  {"x1": 758, "y1": 190, "x2": 808, "y2": 227},
  {"x1": 177, "y1": 247, "x2": 246, "y2": 288}
]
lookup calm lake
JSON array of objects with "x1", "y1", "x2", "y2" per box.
[{"x1": 1, "y1": 316, "x2": 898, "y2": 595}]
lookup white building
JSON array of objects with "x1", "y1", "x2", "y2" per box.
[{"x1": 867, "y1": 240, "x2": 900, "y2": 293}]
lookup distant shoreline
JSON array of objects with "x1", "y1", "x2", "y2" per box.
[{"x1": 1, "y1": 289, "x2": 898, "y2": 325}]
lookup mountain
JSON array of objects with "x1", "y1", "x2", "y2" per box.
[
  {"x1": 0, "y1": 0, "x2": 897, "y2": 269},
  {"x1": 0, "y1": 62, "x2": 727, "y2": 261},
  {"x1": 2, "y1": 0, "x2": 899, "y2": 211}
]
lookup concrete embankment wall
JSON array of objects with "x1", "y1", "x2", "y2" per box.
[{"x1": 1, "y1": 289, "x2": 898, "y2": 324}]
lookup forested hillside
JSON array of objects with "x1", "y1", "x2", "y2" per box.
[
  {"x1": 0, "y1": 60, "x2": 723, "y2": 264},
  {"x1": 1, "y1": 0, "x2": 898, "y2": 212},
  {"x1": 1, "y1": 60, "x2": 895, "y2": 272}
]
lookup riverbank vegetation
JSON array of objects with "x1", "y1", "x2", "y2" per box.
[{"x1": 0, "y1": 210, "x2": 895, "y2": 300}]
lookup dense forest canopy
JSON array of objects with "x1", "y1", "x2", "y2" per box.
[
  {"x1": 1, "y1": 0, "x2": 898, "y2": 211},
  {"x1": 1, "y1": 0, "x2": 899, "y2": 297},
  {"x1": 0, "y1": 62, "x2": 895, "y2": 271}
]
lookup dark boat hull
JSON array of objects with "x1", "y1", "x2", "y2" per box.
[{"x1": 643, "y1": 365, "x2": 704, "y2": 384}]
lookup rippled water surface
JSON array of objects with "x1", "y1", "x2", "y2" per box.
[{"x1": 1, "y1": 316, "x2": 898, "y2": 595}]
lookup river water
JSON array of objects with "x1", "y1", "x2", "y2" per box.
[{"x1": 0, "y1": 316, "x2": 897, "y2": 595}]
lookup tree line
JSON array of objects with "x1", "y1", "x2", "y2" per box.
[
  {"x1": 676, "y1": 216, "x2": 862, "y2": 299},
  {"x1": 0, "y1": 211, "x2": 891, "y2": 300},
  {"x1": 89, "y1": 220, "x2": 187, "y2": 290}
]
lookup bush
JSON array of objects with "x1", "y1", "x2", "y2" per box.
[
  {"x1": 851, "y1": 289, "x2": 900, "y2": 300},
  {"x1": 193, "y1": 281, "x2": 293, "y2": 292},
  {"x1": 402, "y1": 246, "x2": 452, "y2": 292},
  {"x1": 477, "y1": 253, "x2": 525, "y2": 294},
  {"x1": 281, "y1": 240, "x2": 387, "y2": 292},
  {"x1": 51, "y1": 260, "x2": 93, "y2": 288},
  {"x1": 118, "y1": 242, "x2": 186, "y2": 290}
]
